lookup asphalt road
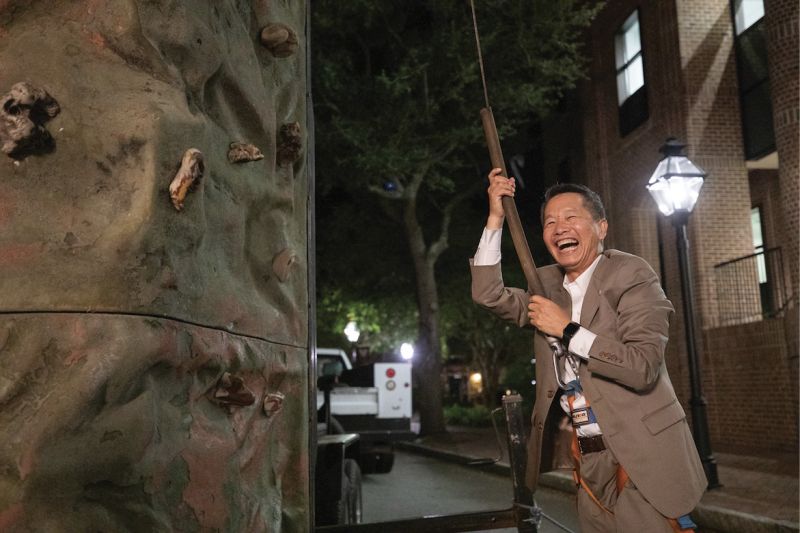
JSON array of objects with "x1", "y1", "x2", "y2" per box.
[{"x1": 361, "y1": 450, "x2": 580, "y2": 533}]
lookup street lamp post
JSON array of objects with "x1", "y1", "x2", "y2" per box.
[{"x1": 646, "y1": 138, "x2": 721, "y2": 489}]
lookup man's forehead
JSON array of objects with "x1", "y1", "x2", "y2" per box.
[{"x1": 543, "y1": 193, "x2": 588, "y2": 216}]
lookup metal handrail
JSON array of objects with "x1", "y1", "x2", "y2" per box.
[
  {"x1": 713, "y1": 246, "x2": 781, "y2": 268},
  {"x1": 713, "y1": 247, "x2": 790, "y2": 326}
]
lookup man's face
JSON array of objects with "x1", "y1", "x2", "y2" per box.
[{"x1": 542, "y1": 192, "x2": 608, "y2": 281}]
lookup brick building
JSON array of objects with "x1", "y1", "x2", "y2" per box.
[{"x1": 535, "y1": 0, "x2": 798, "y2": 456}]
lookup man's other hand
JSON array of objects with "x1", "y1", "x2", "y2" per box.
[{"x1": 528, "y1": 295, "x2": 570, "y2": 337}]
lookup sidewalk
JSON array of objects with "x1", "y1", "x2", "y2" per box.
[{"x1": 398, "y1": 425, "x2": 799, "y2": 533}]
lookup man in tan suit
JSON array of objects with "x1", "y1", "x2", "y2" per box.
[{"x1": 471, "y1": 169, "x2": 706, "y2": 532}]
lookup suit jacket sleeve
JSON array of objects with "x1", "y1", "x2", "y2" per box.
[
  {"x1": 469, "y1": 259, "x2": 531, "y2": 328},
  {"x1": 586, "y1": 255, "x2": 674, "y2": 392}
]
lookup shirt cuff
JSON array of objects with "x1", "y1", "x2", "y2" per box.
[
  {"x1": 568, "y1": 328, "x2": 596, "y2": 360},
  {"x1": 473, "y1": 228, "x2": 502, "y2": 266}
]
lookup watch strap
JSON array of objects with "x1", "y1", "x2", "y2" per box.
[{"x1": 561, "y1": 321, "x2": 581, "y2": 350}]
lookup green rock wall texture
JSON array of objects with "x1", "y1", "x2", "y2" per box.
[{"x1": 0, "y1": 1, "x2": 309, "y2": 531}]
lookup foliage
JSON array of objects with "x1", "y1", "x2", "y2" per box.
[
  {"x1": 317, "y1": 289, "x2": 417, "y2": 353},
  {"x1": 314, "y1": 0, "x2": 600, "y2": 198},
  {"x1": 443, "y1": 404, "x2": 493, "y2": 427},
  {"x1": 441, "y1": 272, "x2": 533, "y2": 406}
]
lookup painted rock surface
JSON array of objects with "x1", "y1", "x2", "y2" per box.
[{"x1": 0, "y1": 1, "x2": 309, "y2": 530}]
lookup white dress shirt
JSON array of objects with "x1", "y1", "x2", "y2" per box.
[{"x1": 474, "y1": 227, "x2": 602, "y2": 436}]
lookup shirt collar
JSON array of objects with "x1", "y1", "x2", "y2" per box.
[{"x1": 563, "y1": 254, "x2": 602, "y2": 291}]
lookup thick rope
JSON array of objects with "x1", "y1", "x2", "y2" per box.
[{"x1": 469, "y1": 0, "x2": 491, "y2": 108}]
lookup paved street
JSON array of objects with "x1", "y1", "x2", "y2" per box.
[{"x1": 362, "y1": 450, "x2": 580, "y2": 532}]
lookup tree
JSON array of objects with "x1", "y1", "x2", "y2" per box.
[
  {"x1": 313, "y1": 0, "x2": 599, "y2": 435},
  {"x1": 443, "y1": 293, "x2": 530, "y2": 407}
]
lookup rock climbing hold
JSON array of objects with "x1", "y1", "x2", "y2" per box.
[
  {"x1": 169, "y1": 148, "x2": 204, "y2": 211},
  {"x1": 263, "y1": 392, "x2": 285, "y2": 417},
  {"x1": 0, "y1": 82, "x2": 60, "y2": 158},
  {"x1": 213, "y1": 372, "x2": 256, "y2": 407},
  {"x1": 259, "y1": 23, "x2": 298, "y2": 58},
  {"x1": 276, "y1": 122, "x2": 302, "y2": 166},
  {"x1": 272, "y1": 248, "x2": 298, "y2": 283},
  {"x1": 227, "y1": 141, "x2": 264, "y2": 163}
]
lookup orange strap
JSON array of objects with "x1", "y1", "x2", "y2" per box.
[{"x1": 615, "y1": 464, "x2": 629, "y2": 494}]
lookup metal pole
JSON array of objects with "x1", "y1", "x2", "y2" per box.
[
  {"x1": 674, "y1": 213, "x2": 720, "y2": 489},
  {"x1": 501, "y1": 394, "x2": 536, "y2": 532}
]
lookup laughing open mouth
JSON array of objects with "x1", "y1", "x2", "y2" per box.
[{"x1": 557, "y1": 239, "x2": 578, "y2": 251}]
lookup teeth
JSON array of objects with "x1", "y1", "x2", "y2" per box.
[{"x1": 557, "y1": 240, "x2": 578, "y2": 250}]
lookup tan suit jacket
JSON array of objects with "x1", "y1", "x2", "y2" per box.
[{"x1": 471, "y1": 249, "x2": 706, "y2": 518}]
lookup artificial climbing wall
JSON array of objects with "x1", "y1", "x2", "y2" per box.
[{"x1": 0, "y1": 1, "x2": 310, "y2": 531}]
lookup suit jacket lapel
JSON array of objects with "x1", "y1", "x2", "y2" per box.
[{"x1": 579, "y1": 253, "x2": 608, "y2": 327}]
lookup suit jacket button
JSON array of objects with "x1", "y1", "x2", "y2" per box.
[
  {"x1": 537, "y1": 421, "x2": 544, "y2": 430},
  {"x1": 547, "y1": 390, "x2": 554, "y2": 398}
]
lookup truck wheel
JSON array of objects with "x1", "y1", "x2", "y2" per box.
[
  {"x1": 315, "y1": 458, "x2": 362, "y2": 525},
  {"x1": 373, "y1": 451, "x2": 394, "y2": 474},
  {"x1": 316, "y1": 497, "x2": 343, "y2": 526},
  {"x1": 359, "y1": 445, "x2": 395, "y2": 474},
  {"x1": 359, "y1": 452, "x2": 377, "y2": 474},
  {"x1": 343, "y1": 458, "x2": 363, "y2": 524}
]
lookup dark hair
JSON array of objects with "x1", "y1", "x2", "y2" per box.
[{"x1": 540, "y1": 183, "x2": 606, "y2": 223}]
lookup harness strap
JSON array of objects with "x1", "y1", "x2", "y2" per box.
[
  {"x1": 569, "y1": 431, "x2": 615, "y2": 515},
  {"x1": 567, "y1": 394, "x2": 697, "y2": 532},
  {"x1": 568, "y1": 393, "x2": 616, "y2": 515}
]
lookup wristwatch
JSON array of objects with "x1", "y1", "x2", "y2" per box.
[{"x1": 561, "y1": 321, "x2": 581, "y2": 350}]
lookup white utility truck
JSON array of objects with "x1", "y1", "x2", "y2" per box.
[{"x1": 316, "y1": 348, "x2": 414, "y2": 473}]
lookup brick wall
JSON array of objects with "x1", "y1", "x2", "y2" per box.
[
  {"x1": 580, "y1": 0, "x2": 756, "y2": 327},
  {"x1": 567, "y1": 0, "x2": 798, "y2": 458},
  {"x1": 674, "y1": 0, "x2": 757, "y2": 328},
  {"x1": 703, "y1": 318, "x2": 798, "y2": 454},
  {"x1": 764, "y1": 0, "x2": 799, "y2": 303}
]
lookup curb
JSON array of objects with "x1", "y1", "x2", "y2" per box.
[{"x1": 397, "y1": 441, "x2": 799, "y2": 533}]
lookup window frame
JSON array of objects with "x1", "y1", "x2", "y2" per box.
[
  {"x1": 614, "y1": 8, "x2": 649, "y2": 137},
  {"x1": 729, "y1": 0, "x2": 775, "y2": 159}
]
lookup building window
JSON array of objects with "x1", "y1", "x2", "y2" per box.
[
  {"x1": 615, "y1": 10, "x2": 648, "y2": 136},
  {"x1": 733, "y1": 0, "x2": 765, "y2": 34},
  {"x1": 751, "y1": 206, "x2": 766, "y2": 283},
  {"x1": 731, "y1": 0, "x2": 775, "y2": 159}
]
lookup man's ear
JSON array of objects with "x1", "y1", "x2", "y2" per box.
[{"x1": 598, "y1": 219, "x2": 608, "y2": 240}]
